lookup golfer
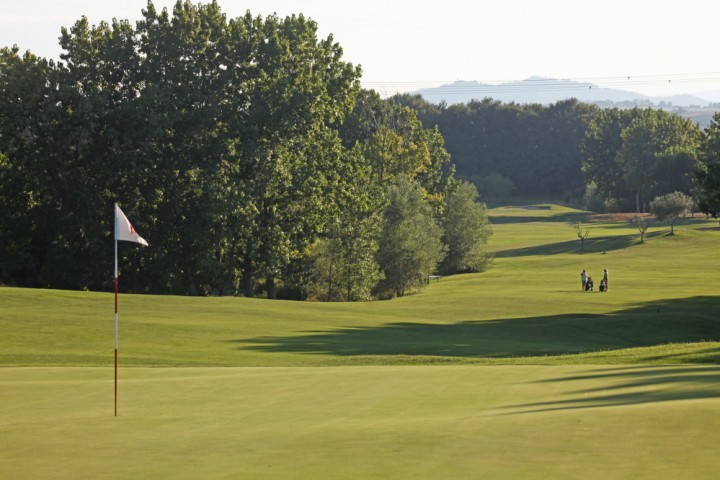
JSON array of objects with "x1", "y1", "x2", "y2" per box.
[{"x1": 603, "y1": 268, "x2": 608, "y2": 290}]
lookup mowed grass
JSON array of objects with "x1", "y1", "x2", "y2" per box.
[
  {"x1": 3, "y1": 366, "x2": 720, "y2": 480},
  {"x1": 2, "y1": 205, "x2": 719, "y2": 367},
  {"x1": 2, "y1": 205, "x2": 720, "y2": 479}
]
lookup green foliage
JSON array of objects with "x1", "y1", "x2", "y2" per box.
[
  {"x1": 583, "y1": 108, "x2": 701, "y2": 212},
  {"x1": 306, "y1": 148, "x2": 385, "y2": 301},
  {"x1": 397, "y1": 95, "x2": 596, "y2": 198},
  {"x1": 1, "y1": 21, "x2": 464, "y2": 299},
  {"x1": 341, "y1": 91, "x2": 456, "y2": 210},
  {"x1": 440, "y1": 182, "x2": 493, "y2": 274},
  {"x1": 376, "y1": 175, "x2": 445, "y2": 297},
  {"x1": 582, "y1": 181, "x2": 606, "y2": 212},
  {"x1": 649, "y1": 191, "x2": 694, "y2": 234},
  {"x1": 0, "y1": 1, "x2": 373, "y2": 297},
  {"x1": 582, "y1": 108, "x2": 641, "y2": 211},
  {"x1": 618, "y1": 110, "x2": 701, "y2": 212},
  {"x1": 696, "y1": 163, "x2": 720, "y2": 222},
  {"x1": 467, "y1": 172, "x2": 517, "y2": 199},
  {"x1": 697, "y1": 113, "x2": 720, "y2": 223}
]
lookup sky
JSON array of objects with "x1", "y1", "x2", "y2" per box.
[{"x1": 3, "y1": 0, "x2": 720, "y2": 98}]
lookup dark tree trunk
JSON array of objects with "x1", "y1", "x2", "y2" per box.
[
  {"x1": 242, "y1": 256, "x2": 254, "y2": 297},
  {"x1": 186, "y1": 264, "x2": 199, "y2": 296},
  {"x1": 266, "y1": 276, "x2": 276, "y2": 300}
]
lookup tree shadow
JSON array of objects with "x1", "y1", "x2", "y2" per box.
[
  {"x1": 494, "y1": 233, "x2": 638, "y2": 257},
  {"x1": 500, "y1": 365, "x2": 720, "y2": 414},
  {"x1": 234, "y1": 296, "x2": 720, "y2": 360},
  {"x1": 490, "y1": 211, "x2": 589, "y2": 224}
]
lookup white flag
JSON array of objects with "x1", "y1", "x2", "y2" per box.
[{"x1": 115, "y1": 204, "x2": 148, "y2": 246}]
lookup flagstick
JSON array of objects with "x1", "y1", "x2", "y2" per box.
[
  {"x1": 112, "y1": 203, "x2": 147, "y2": 417},
  {"x1": 114, "y1": 236, "x2": 119, "y2": 417}
]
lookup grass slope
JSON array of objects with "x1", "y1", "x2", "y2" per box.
[{"x1": 1, "y1": 205, "x2": 719, "y2": 367}]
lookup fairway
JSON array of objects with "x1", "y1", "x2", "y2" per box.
[{"x1": 2, "y1": 205, "x2": 720, "y2": 478}]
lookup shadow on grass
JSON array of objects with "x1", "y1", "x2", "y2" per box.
[
  {"x1": 490, "y1": 211, "x2": 589, "y2": 224},
  {"x1": 495, "y1": 233, "x2": 640, "y2": 257},
  {"x1": 502, "y1": 365, "x2": 720, "y2": 413},
  {"x1": 234, "y1": 296, "x2": 720, "y2": 361}
]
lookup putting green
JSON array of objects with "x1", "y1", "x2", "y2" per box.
[{"x1": 2, "y1": 366, "x2": 719, "y2": 479}]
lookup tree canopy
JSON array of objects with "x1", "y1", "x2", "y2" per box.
[
  {"x1": 650, "y1": 191, "x2": 694, "y2": 234},
  {"x1": 0, "y1": 1, "x2": 467, "y2": 299}
]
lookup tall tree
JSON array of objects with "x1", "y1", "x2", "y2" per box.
[
  {"x1": 697, "y1": 112, "x2": 720, "y2": 224},
  {"x1": 0, "y1": 47, "x2": 57, "y2": 286},
  {"x1": 617, "y1": 110, "x2": 701, "y2": 212},
  {"x1": 226, "y1": 12, "x2": 361, "y2": 297},
  {"x1": 376, "y1": 175, "x2": 445, "y2": 297},
  {"x1": 696, "y1": 163, "x2": 720, "y2": 223},
  {"x1": 306, "y1": 147, "x2": 384, "y2": 301},
  {"x1": 342, "y1": 91, "x2": 456, "y2": 207},
  {"x1": 440, "y1": 181, "x2": 492, "y2": 274},
  {"x1": 581, "y1": 108, "x2": 641, "y2": 211}
]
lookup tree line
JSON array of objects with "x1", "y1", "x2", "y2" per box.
[
  {"x1": 397, "y1": 95, "x2": 720, "y2": 219},
  {"x1": 0, "y1": 1, "x2": 492, "y2": 298}
]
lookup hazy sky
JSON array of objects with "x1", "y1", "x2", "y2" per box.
[{"x1": 3, "y1": 0, "x2": 720, "y2": 97}]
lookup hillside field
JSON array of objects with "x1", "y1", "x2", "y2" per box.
[{"x1": 1, "y1": 205, "x2": 719, "y2": 479}]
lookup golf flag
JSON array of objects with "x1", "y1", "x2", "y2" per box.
[
  {"x1": 115, "y1": 204, "x2": 148, "y2": 246},
  {"x1": 113, "y1": 203, "x2": 147, "y2": 417}
]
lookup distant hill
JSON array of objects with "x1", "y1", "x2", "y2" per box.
[{"x1": 411, "y1": 77, "x2": 711, "y2": 107}]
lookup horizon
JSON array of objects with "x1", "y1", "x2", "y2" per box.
[
  {"x1": 403, "y1": 76, "x2": 720, "y2": 105},
  {"x1": 2, "y1": 0, "x2": 720, "y2": 98}
]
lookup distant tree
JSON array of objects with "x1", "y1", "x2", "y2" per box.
[
  {"x1": 630, "y1": 216, "x2": 650, "y2": 243},
  {"x1": 399, "y1": 95, "x2": 595, "y2": 199},
  {"x1": 617, "y1": 110, "x2": 701, "y2": 212},
  {"x1": 582, "y1": 108, "x2": 636, "y2": 211},
  {"x1": 697, "y1": 112, "x2": 720, "y2": 226},
  {"x1": 440, "y1": 182, "x2": 493, "y2": 274},
  {"x1": 376, "y1": 175, "x2": 445, "y2": 297},
  {"x1": 471, "y1": 172, "x2": 517, "y2": 199},
  {"x1": 649, "y1": 191, "x2": 694, "y2": 234},
  {"x1": 696, "y1": 163, "x2": 720, "y2": 225},
  {"x1": 701, "y1": 112, "x2": 720, "y2": 164},
  {"x1": 570, "y1": 222, "x2": 591, "y2": 251}
]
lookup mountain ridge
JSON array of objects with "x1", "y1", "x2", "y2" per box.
[{"x1": 411, "y1": 77, "x2": 712, "y2": 107}]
